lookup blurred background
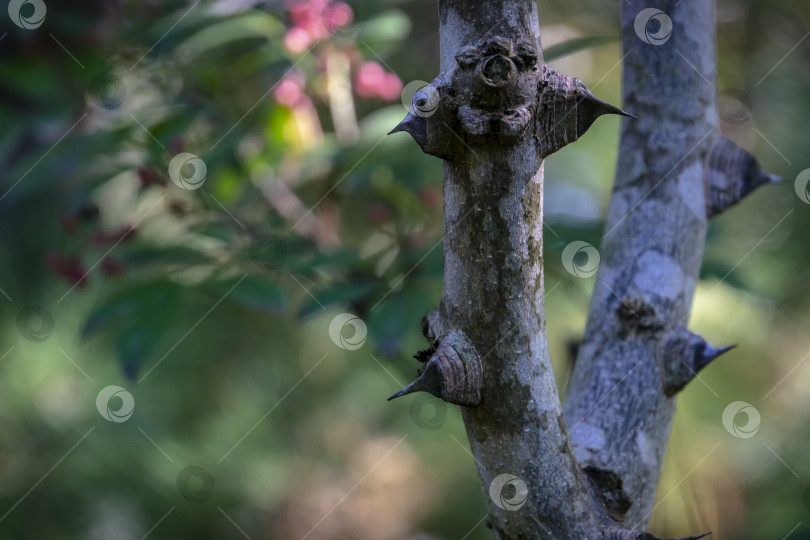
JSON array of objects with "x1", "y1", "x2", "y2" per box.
[{"x1": 1, "y1": 0, "x2": 809, "y2": 538}]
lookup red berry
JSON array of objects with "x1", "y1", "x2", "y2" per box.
[
  {"x1": 101, "y1": 258, "x2": 126, "y2": 277},
  {"x1": 369, "y1": 203, "x2": 391, "y2": 225},
  {"x1": 60, "y1": 214, "x2": 80, "y2": 234}
]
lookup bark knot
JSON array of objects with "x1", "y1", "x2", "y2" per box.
[{"x1": 617, "y1": 296, "x2": 665, "y2": 333}]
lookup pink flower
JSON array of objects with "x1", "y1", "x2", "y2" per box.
[
  {"x1": 284, "y1": 26, "x2": 312, "y2": 54},
  {"x1": 355, "y1": 61, "x2": 403, "y2": 101},
  {"x1": 378, "y1": 73, "x2": 403, "y2": 101},
  {"x1": 287, "y1": 0, "x2": 331, "y2": 40},
  {"x1": 322, "y1": 1, "x2": 353, "y2": 33},
  {"x1": 274, "y1": 78, "x2": 304, "y2": 107},
  {"x1": 355, "y1": 61, "x2": 385, "y2": 97},
  {"x1": 274, "y1": 70, "x2": 307, "y2": 107}
]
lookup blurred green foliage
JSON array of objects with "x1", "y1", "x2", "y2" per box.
[{"x1": 1, "y1": 0, "x2": 810, "y2": 539}]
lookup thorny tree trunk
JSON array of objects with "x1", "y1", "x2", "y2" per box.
[
  {"x1": 387, "y1": 0, "x2": 778, "y2": 538},
  {"x1": 564, "y1": 0, "x2": 778, "y2": 531}
]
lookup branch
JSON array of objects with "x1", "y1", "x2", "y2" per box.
[
  {"x1": 564, "y1": 0, "x2": 781, "y2": 529},
  {"x1": 563, "y1": 0, "x2": 720, "y2": 527}
]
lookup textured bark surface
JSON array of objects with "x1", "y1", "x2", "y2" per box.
[
  {"x1": 388, "y1": 0, "x2": 778, "y2": 537},
  {"x1": 435, "y1": 3, "x2": 602, "y2": 537},
  {"x1": 563, "y1": 0, "x2": 718, "y2": 528}
]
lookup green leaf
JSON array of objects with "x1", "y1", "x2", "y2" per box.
[
  {"x1": 119, "y1": 245, "x2": 213, "y2": 268},
  {"x1": 298, "y1": 280, "x2": 377, "y2": 317},
  {"x1": 544, "y1": 36, "x2": 618, "y2": 62},
  {"x1": 203, "y1": 274, "x2": 285, "y2": 314},
  {"x1": 82, "y1": 280, "x2": 185, "y2": 378},
  {"x1": 355, "y1": 10, "x2": 411, "y2": 43},
  {"x1": 188, "y1": 221, "x2": 241, "y2": 244},
  {"x1": 83, "y1": 280, "x2": 184, "y2": 338},
  {"x1": 176, "y1": 11, "x2": 284, "y2": 62}
]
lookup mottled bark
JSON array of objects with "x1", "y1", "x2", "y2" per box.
[
  {"x1": 426, "y1": 2, "x2": 601, "y2": 537},
  {"x1": 563, "y1": 0, "x2": 777, "y2": 530},
  {"x1": 387, "y1": 0, "x2": 777, "y2": 537},
  {"x1": 390, "y1": 0, "x2": 615, "y2": 536}
]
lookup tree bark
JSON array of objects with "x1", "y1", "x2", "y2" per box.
[
  {"x1": 438, "y1": 3, "x2": 598, "y2": 537},
  {"x1": 389, "y1": 0, "x2": 616, "y2": 536},
  {"x1": 563, "y1": 0, "x2": 777, "y2": 530},
  {"x1": 388, "y1": 0, "x2": 777, "y2": 537}
]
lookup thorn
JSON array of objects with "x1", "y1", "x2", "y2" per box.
[
  {"x1": 388, "y1": 113, "x2": 427, "y2": 150},
  {"x1": 576, "y1": 91, "x2": 634, "y2": 138},
  {"x1": 537, "y1": 65, "x2": 635, "y2": 158},
  {"x1": 386, "y1": 381, "x2": 420, "y2": 401},
  {"x1": 705, "y1": 135, "x2": 783, "y2": 218},
  {"x1": 761, "y1": 171, "x2": 785, "y2": 185},
  {"x1": 695, "y1": 342, "x2": 736, "y2": 371},
  {"x1": 657, "y1": 327, "x2": 736, "y2": 396},
  {"x1": 386, "y1": 360, "x2": 443, "y2": 401}
]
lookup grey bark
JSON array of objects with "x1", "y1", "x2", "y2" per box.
[
  {"x1": 418, "y1": 2, "x2": 605, "y2": 537},
  {"x1": 564, "y1": 0, "x2": 777, "y2": 530},
  {"x1": 562, "y1": 0, "x2": 717, "y2": 527},
  {"x1": 387, "y1": 0, "x2": 778, "y2": 537}
]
